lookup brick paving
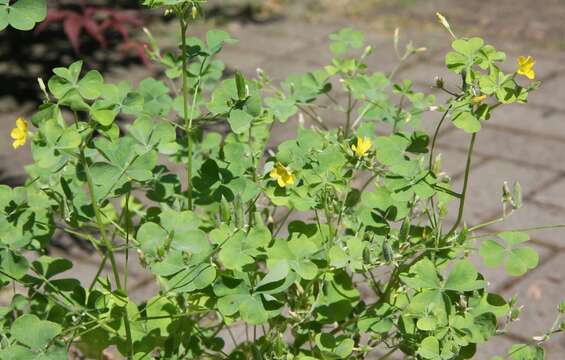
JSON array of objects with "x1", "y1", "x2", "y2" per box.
[{"x1": 1, "y1": 14, "x2": 565, "y2": 359}]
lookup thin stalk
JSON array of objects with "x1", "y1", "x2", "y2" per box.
[
  {"x1": 124, "y1": 191, "x2": 131, "y2": 290},
  {"x1": 344, "y1": 91, "x2": 353, "y2": 137},
  {"x1": 80, "y1": 151, "x2": 122, "y2": 289},
  {"x1": 180, "y1": 17, "x2": 194, "y2": 210},
  {"x1": 428, "y1": 107, "x2": 451, "y2": 171},
  {"x1": 80, "y1": 151, "x2": 133, "y2": 359},
  {"x1": 444, "y1": 133, "x2": 477, "y2": 240},
  {"x1": 471, "y1": 224, "x2": 565, "y2": 240}
]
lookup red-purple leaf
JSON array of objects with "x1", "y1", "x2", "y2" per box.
[{"x1": 63, "y1": 14, "x2": 83, "y2": 54}]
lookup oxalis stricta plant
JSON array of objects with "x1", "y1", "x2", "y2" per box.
[{"x1": 1, "y1": 0, "x2": 564, "y2": 359}]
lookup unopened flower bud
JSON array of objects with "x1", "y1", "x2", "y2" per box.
[
  {"x1": 436, "y1": 12, "x2": 450, "y2": 30},
  {"x1": 435, "y1": 76, "x2": 444, "y2": 88},
  {"x1": 471, "y1": 95, "x2": 487, "y2": 105},
  {"x1": 192, "y1": 6, "x2": 198, "y2": 19}
]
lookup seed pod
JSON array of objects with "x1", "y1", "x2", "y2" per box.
[
  {"x1": 235, "y1": 71, "x2": 247, "y2": 100},
  {"x1": 253, "y1": 212, "x2": 264, "y2": 228},
  {"x1": 432, "y1": 153, "x2": 442, "y2": 175},
  {"x1": 512, "y1": 181, "x2": 522, "y2": 209},
  {"x1": 363, "y1": 246, "x2": 371, "y2": 265},
  {"x1": 233, "y1": 194, "x2": 244, "y2": 229},
  {"x1": 399, "y1": 217, "x2": 410, "y2": 243},
  {"x1": 382, "y1": 238, "x2": 394, "y2": 262},
  {"x1": 220, "y1": 196, "x2": 231, "y2": 224}
]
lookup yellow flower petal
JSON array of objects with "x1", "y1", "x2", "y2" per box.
[
  {"x1": 10, "y1": 118, "x2": 28, "y2": 150},
  {"x1": 270, "y1": 162, "x2": 295, "y2": 188},
  {"x1": 16, "y1": 117, "x2": 28, "y2": 132},
  {"x1": 517, "y1": 56, "x2": 536, "y2": 80},
  {"x1": 352, "y1": 136, "x2": 372, "y2": 158},
  {"x1": 12, "y1": 138, "x2": 26, "y2": 149},
  {"x1": 11, "y1": 127, "x2": 25, "y2": 140}
]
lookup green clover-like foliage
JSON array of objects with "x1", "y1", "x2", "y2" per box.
[
  {"x1": 480, "y1": 231, "x2": 539, "y2": 276},
  {"x1": 329, "y1": 27, "x2": 365, "y2": 57},
  {"x1": 10, "y1": 314, "x2": 62, "y2": 350},
  {"x1": 0, "y1": 0, "x2": 46, "y2": 31},
  {"x1": 0, "y1": 6, "x2": 553, "y2": 358}
]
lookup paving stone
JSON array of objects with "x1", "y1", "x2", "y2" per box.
[
  {"x1": 533, "y1": 177, "x2": 565, "y2": 208},
  {"x1": 224, "y1": 23, "x2": 311, "y2": 58},
  {"x1": 256, "y1": 19, "x2": 341, "y2": 44},
  {"x1": 260, "y1": 53, "x2": 318, "y2": 82},
  {"x1": 218, "y1": 46, "x2": 268, "y2": 77},
  {"x1": 485, "y1": 103, "x2": 565, "y2": 142},
  {"x1": 502, "y1": 252, "x2": 565, "y2": 358},
  {"x1": 445, "y1": 159, "x2": 558, "y2": 225},
  {"x1": 438, "y1": 125, "x2": 565, "y2": 172},
  {"x1": 528, "y1": 73, "x2": 565, "y2": 112}
]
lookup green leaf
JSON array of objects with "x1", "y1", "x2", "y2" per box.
[
  {"x1": 400, "y1": 258, "x2": 441, "y2": 290},
  {"x1": 228, "y1": 109, "x2": 253, "y2": 134},
  {"x1": 417, "y1": 336, "x2": 440, "y2": 359},
  {"x1": 499, "y1": 231, "x2": 530, "y2": 245},
  {"x1": 315, "y1": 333, "x2": 354, "y2": 359},
  {"x1": 32, "y1": 256, "x2": 72, "y2": 279},
  {"x1": 7, "y1": 0, "x2": 47, "y2": 31},
  {"x1": 507, "y1": 344, "x2": 544, "y2": 360},
  {"x1": 239, "y1": 296, "x2": 269, "y2": 325},
  {"x1": 329, "y1": 27, "x2": 364, "y2": 56},
  {"x1": 206, "y1": 29, "x2": 237, "y2": 54},
  {"x1": 479, "y1": 240, "x2": 505, "y2": 267},
  {"x1": 506, "y1": 247, "x2": 539, "y2": 277},
  {"x1": 266, "y1": 97, "x2": 297, "y2": 123},
  {"x1": 56, "y1": 128, "x2": 82, "y2": 149},
  {"x1": 0, "y1": 250, "x2": 28, "y2": 280},
  {"x1": 444, "y1": 260, "x2": 485, "y2": 292},
  {"x1": 78, "y1": 70, "x2": 104, "y2": 99},
  {"x1": 137, "y1": 222, "x2": 168, "y2": 258},
  {"x1": 480, "y1": 232, "x2": 538, "y2": 276},
  {"x1": 0, "y1": 6, "x2": 9, "y2": 31},
  {"x1": 11, "y1": 314, "x2": 61, "y2": 350},
  {"x1": 453, "y1": 111, "x2": 481, "y2": 133}
]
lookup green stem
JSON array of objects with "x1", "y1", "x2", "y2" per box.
[
  {"x1": 428, "y1": 107, "x2": 451, "y2": 171},
  {"x1": 80, "y1": 150, "x2": 133, "y2": 358},
  {"x1": 444, "y1": 133, "x2": 477, "y2": 240},
  {"x1": 471, "y1": 224, "x2": 565, "y2": 240},
  {"x1": 344, "y1": 90, "x2": 353, "y2": 137},
  {"x1": 124, "y1": 191, "x2": 131, "y2": 290},
  {"x1": 180, "y1": 17, "x2": 194, "y2": 210},
  {"x1": 80, "y1": 151, "x2": 122, "y2": 290}
]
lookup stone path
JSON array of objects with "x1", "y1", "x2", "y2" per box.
[{"x1": 1, "y1": 12, "x2": 565, "y2": 359}]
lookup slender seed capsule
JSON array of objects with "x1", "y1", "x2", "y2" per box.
[
  {"x1": 220, "y1": 196, "x2": 231, "y2": 224},
  {"x1": 382, "y1": 238, "x2": 394, "y2": 262},
  {"x1": 399, "y1": 217, "x2": 410, "y2": 243},
  {"x1": 363, "y1": 246, "x2": 371, "y2": 265}
]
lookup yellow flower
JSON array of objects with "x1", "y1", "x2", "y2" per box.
[
  {"x1": 517, "y1": 56, "x2": 536, "y2": 80},
  {"x1": 351, "y1": 136, "x2": 372, "y2": 158},
  {"x1": 10, "y1": 117, "x2": 28, "y2": 149},
  {"x1": 270, "y1": 162, "x2": 295, "y2": 188},
  {"x1": 471, "y1": 95, "x2": 487, "y2": 105}
]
